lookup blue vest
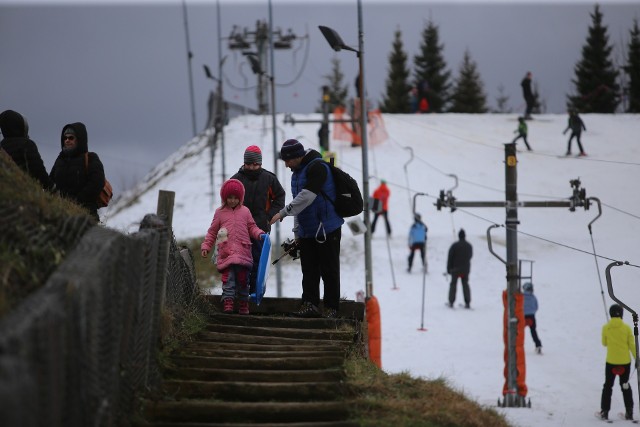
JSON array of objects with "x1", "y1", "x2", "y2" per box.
[{"x1": 292, "y1": 158, "x2": 344, "y2": 238}]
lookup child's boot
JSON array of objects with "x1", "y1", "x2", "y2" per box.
[{"x1": 223, "y1": 298, "x2": 234, "y2": 313}]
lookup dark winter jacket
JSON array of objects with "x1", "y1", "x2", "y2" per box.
[
  {"x1": 49, "y1": 122, "x2": 105, "y2": 221},
  {"x1": 447, "y1": 237, "x2": 473, "y2": 276},
  {"x1": 0, "y1": 110, "x2": 53, "y2": 190},
  {"x1": 521, "y1": 76, "x2": 533, "y2": 101},
  {"x1": 231, "y1": 166, "x2": 285, "y2": 234},
  {"x1": 290, "y1": 150, "x2": 343, "y2": 239},
  {"x1": 565, "y1": 114, "x2": 586, "y2": 135}
]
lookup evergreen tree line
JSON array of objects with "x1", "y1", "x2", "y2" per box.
[{"x1": 320, "y1": 5, "x2": 640, "y2": 114}]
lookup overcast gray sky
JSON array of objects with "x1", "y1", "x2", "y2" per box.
[{"x1": 1, "y1": 0, "x2": 638, "y2": 193}]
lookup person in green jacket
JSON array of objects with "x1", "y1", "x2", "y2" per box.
[
  {"x1": 511, "y1": 116, "x2": 532, "y2": 151},
  {"x1": 598, "y1": 304, "x2": 638, "y2": 421}
]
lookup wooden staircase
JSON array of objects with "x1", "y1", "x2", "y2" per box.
[{"x1": 138, "y1": 297, "x2": 366, "y2": 426}]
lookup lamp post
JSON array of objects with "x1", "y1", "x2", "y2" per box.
[
  {"x1": 245, "y1": 52, "x2": 283, "y2": 297},
  {"x1": 318, "y1": 3, "x2": 372, "y2": 298}
]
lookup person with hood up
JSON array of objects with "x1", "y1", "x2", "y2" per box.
[
  {"x1": 231, "y1": 145, "x2": 285, "y2": 294},
  {"x1": 201, "y1": 178, "x2": 266, "y2": 315},
  {"x1": 522, "y1": 282, "x2": 542, "y2": 354},
  {"x1": 597, "y1": 304, "x2": 637, "y2": 421},
  {"x1": 269, "y1": 139, "x2": 344, "y2": 319},
  {"x1": 521, "y1": 71, "x2": 534, "y2": 120},
  {"x1": 446, "y1": 228, "x2": 473, "y2": 309},
  {"x1": 0, "y1": 109, "x2": 53, "y2": 190},
  {"x1": 49, "y1": 122, "x2": 105, "y2": 222},
  {"x1": 407, "y1": 213, "x2": 428, "y2": 273}
]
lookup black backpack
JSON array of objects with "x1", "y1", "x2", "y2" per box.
[{"x1": 320, "y1": 161, "x2": 364, "y2": 218}]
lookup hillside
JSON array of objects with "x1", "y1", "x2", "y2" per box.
[{"x1": 104, "y1": 113, "x2": 640, "y2": 427}]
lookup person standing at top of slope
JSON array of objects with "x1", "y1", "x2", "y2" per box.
[
  {"x1": 201, "y1": 178, "x2": 266, "y2": 315},
  {"x1": 447, "y1": 229, "x2": 473, "y2": 309},
  {"x1": 231, "y1": 145, "x2": 285, "y2": 294},
  {"x1": 563, "y1": 109, "x2": 587, "y2": 157},
  {"x1": 597, "y1": 304, "x2": 637, "y2": 421},
  {"x1": 0, "y1": 109, "x2": 54, "y2": 191},
  {"x1": 521, "y1": 71, "x2": 534, "y2": 120}
]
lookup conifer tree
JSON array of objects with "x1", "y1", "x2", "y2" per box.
[
  {"x1": 624, "y1": 19, "x2": 640, "y2": 113},
  {"x1": 380, "y1": 29, "x2": 411, "y2": 113},
  {"x1": 449, "y1": 49, "x2": 487, "y2": 113},
  {"x1": 316, "y1": 57, "x2": 349, "y2": 113},
  {"x1": 567, "y1": 5, "x2": 619, "y2": 113},
  {"x1": 413, "y1": 20, "x2": 451, "y2": 113}
]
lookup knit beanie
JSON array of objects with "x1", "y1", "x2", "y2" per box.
[
  {"x1": 244, "y1": 145, "x2": 262, "y2": 164},
  {"x1": 220, "y1": 178, "x2": 245, "y2": 205},
  {"x1": 458, "y1": 229, "x2": 466, "y2": 239},
  {"x1": 63, "y1": 127, "x2": 76, "y2": 136},
  {"x1": 280, "y1": 139, "x2": 305, "y2": 160}
]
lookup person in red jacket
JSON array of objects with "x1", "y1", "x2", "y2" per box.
[{"x1": 371, "y1": 180, "x2": 391, "y2": 236}]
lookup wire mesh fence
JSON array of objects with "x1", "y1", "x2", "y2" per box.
[{"x1": 0, "y1": 213, "x2": 203, "y2": 427}]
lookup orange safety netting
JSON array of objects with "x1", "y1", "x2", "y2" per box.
[
  {"x1": 502, "y1": 290, "x2": 528, "y2": 397},
  {"x1": 331, "y1": 105, "x2": 388, "y2": 146},
  {"x1": 366, "y1": 295, "x2": 382, "y2": 368}
]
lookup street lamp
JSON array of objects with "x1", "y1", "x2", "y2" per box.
[
  {"x1": 244, "y1": 52, "x2": 283, "y2": 298},
  {"x1": 318, "y1": 19, "x2": 373, "y2": 299}
]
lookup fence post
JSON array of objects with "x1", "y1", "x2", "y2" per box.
[{"x1": 156, "y1": 190, "x2": 175, "y2": 229}]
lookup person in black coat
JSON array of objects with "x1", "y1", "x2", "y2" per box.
[
  {"x1": 521, "y1": 72, "x2": 534, "y2": 120},
  {"x1": 50, "y1": 122, "x2": 105, "y2": 222},
  {"x1": 563, "y1": 109, "x2": 587, "y2": 156},
  {"x1": 0, "y1": 109, "x2": 54, "y2": 190},
  {"x1": 231, "y1": 145, "x2": 286, "y2": 294},
  {"x1": 447, "y1": 228, "x2": 473, "y2": 308}
]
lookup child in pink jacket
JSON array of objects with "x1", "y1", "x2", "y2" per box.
[{"x1": 201, "y1": 179, "x2": 265, "y2": 314}]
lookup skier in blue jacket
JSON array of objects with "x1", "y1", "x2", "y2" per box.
[{"x1": 407, "y1": 213, "x2": 427, "y2": 273}]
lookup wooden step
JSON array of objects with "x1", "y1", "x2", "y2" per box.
[
  {"x1": 203, "y1": 323, "x2": 356, "y2": 341},
  {"x1": 138, "y1": 421, "x2": 359, "y2": 427},
  {"x1": 164, "y1": 367, "x2": 345, "y2": 383},
  {"x1": 183, "y1": 341, "x2": 342, "y2": 353},
  {"x1": 161, "y1": 380, "x2": 344, "y2": 401},
  {"x1": 197, "y1": 331, "x2": 352, "y2": 348},
  {"x1": 177, "y1": 348, "x2": 344, "y2": 359},
  {"x1": 143, "y1": 401, "x2": 350, "y2": 424},
  {"x1": 207, "y1": 313, "x2": 359, "y2": 330},
  {"x1": 169, "y1": 355, "x2": 344, "y2": 370}
]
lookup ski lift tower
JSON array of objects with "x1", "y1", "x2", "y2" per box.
[{"x1": 436, "y1": 142, "x2": 593, "y2": 407}]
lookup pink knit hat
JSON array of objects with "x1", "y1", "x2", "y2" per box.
[{"x1": 220, "y1": 178, "x2": 245, "y2": 205}]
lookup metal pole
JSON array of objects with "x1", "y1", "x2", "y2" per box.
[
  {"x1": 217, "y1": 0, "x2": 226, "y2": 181},
  {"x1": 268, "y1": 0, "x2": 282, "y2": 296},
  {"x1": 357, "y1": 0, "x2": 373, "y2": 298},
  {"x1": 504, "y1": 142, "x2": 522, "y2": 406},
  {"x1": 182, "y1": 0, "x2": 197, "y2": 136}
]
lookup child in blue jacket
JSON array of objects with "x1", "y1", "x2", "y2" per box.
[
  {"x1": 523, "y1": 282, "x2": 542, "y2": 354},
  {"x1": 407, "y1": 213, "x2": 428, "y2": 273}
]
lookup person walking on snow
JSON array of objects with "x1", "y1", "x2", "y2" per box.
[
  {"x1": 446, "y1": 229, "x2": 473, "y2": 309},
  {"x1": 371, "y1": 180, "x2": 391, "y2": 236},
  {"x1": 270, "y1": 139, "x2": 343, "y2": 319},
  {"x1": 201, "y1": 179, "x2": 266, "y2": 315},
  {"x1": 231, "y1": 145, "x2": 285, "y2": 294},
  {"x1": 512, "y1": 116, "x2": 532, "y2": 151},
  {"x1": 523, "y1": 282, "x2": 542, "y2": 354},
  {"x1": 563, "y1": 109, "x2": 587, "y2": 156},
  {"x1": 597, "y1": 304, "x2": 637, "y2": 421},
  {"x1": 407, "y1": 213, "x2": 427, "y2": 273}
]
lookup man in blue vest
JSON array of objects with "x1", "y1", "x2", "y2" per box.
[{"x1": 270, "y1": 139, "x2": 344, "y2": 318}]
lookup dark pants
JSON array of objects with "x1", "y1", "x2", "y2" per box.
[
  {"x1": 298, "y1": 227, "x2": 341, "y2": 311},
  {"x1": 371, "y1": 211, "x2": 391, "y2": 235},
  {"x1": 601, "y1": 363, "x2": 633, "y2": 413},
  {"x1": 525, "y1": 97, "x2": 534, "y2": 118},
  {"x1": 248, "y1": 238, "x2": 263, "y2": 294},
  {"x1": 567, "y1": 132, "x2": 585, "y2": 154},
  {"x1": 449, "y1": 274, "x2": 470, "y2": 306},
  {"x1": 512, "y1": 133, "x2": 531, "y2": 150},
  {"x1": 407, "y1": 243, "x2": 425, "y2": 271},
  {"x1": 525, "y1": 314, "x2": 542, "y2": 348}
]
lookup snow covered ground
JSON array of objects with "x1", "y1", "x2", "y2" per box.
[{"x1": 105, "y1": 113, "x2": 640, "y2": 426}]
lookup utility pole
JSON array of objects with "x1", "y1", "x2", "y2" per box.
[
  {"x1": 227, "y1": 21, "x2": 299, "y2": 114},
  {"x1": 436, "y1": 142, "x2": 592, "y2": 408}
]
